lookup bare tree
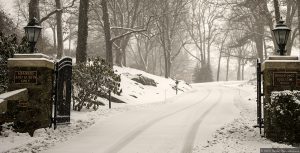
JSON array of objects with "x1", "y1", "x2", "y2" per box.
[
  {"x1": 55, "y1": 0, "x2": 63, "y2": 58},
  {"x1": 227, "y1": 0, "x2": 298, "y2": 57},
  {"x1": 283, "y1": 0, "x2": 298, "y2": 55},
  {"x1": 29, "y1": 0, "x2": 40, "y2": 20},
  {"x1": 101, "y1": 0, "x2": 150, "y2": 67},
  {"x1": 154, "y1": 0, "x2": 189, "y2": 78},
  {"x1": 108, "y1": 0, "x2": 142, "y2": 66},
  {"x1": 185, "y1": 0, "x2": 221, "y2": 82},
  {"x1": 76, "y1": 0, "x2": 89, "y2": 64},
  {"x1": 101, "y1": 0, "x2": 113, "y2": 65},
  {"x1": 216, "y1": 31, "x2": 229, "y2": 81}
]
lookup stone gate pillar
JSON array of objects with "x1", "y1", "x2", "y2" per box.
[
  {"x1": 262, "y1": 56, "x2": 300, "y2": 140},
  {"x1": 7, "y1": 53, "x2": 54, "y2": 130}
]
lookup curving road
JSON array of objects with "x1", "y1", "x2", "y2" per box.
[{"x1": 43, "y1": 83, "x2": 241, "y2": 153}]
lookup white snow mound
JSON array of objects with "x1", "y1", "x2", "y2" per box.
[{"x1": 113, "y1": 66, "x2": 192, "y2": 104}]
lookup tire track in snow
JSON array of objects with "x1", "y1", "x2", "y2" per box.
[
  {"x1": 104, "y1": 88, "x2": 212, "y2": 153},
  {"x1": 181, "y1": 89, "x2": 223, "y2": 153}
]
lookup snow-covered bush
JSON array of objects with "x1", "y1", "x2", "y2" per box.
[
  {"x1": 72, "y1": 57, "x2": 122, "y2": 111},
  {"x1": 267, "y1": 90, "x2": 300, "y2": 143}
]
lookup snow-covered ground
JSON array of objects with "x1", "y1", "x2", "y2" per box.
[
  {"x1": 0, "y1": 66, "x2": 191, "y2": 153},
  {"x1": 0, "y1": 67, "x2": 296, "y2": 153},
  {"x1": 41, "y1": 83, "x2": 240, "y2": 153},
  {"x1": 193, "y1": 81, "x2": 293, "y2": 153}
]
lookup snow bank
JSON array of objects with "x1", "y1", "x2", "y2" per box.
[{"x1": 113, "y1": 66, "x2": 192, "y2": 104}]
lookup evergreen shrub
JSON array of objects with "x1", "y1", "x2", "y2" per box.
[
  {"x1": 0, "y1": 32, "x2": 29, "y2": 93},
  {"x1": 72, "y1": 57, "x2": 122, "y2": 111}
]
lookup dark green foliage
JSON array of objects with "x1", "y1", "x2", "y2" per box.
[
  {"x1": 72, "y1": 57, "x2": 122, "y2": 111},
  {"x1": 267, "y1": 91, "x2": 300, "y2": 143},
  {"x1": 193, "y1": 62, "x2": 213, "y2": 83},
  {"x1": 0, "y1": 33, "x2": 30, "y2": 93}
]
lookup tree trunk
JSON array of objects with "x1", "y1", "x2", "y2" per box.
[
  {"x1": 226, "y1": 56, "x2": 230, "y2": 81},
  {"x1": 52, "y1": 27, "x2": 57, "y2": 52},
  {"x1": 217, "y1": 51, "x2": 222, "y2": 81},
  {"x1": 159, "y1": 56, "x2": 163, "y2": 76},
  {"x1": 273, "y1": 0, "x2": 281, "y2": 23},
  {"x1": 286, "y1": 37, "x2": 293, "y2": 55},
  {"x1": 119, "y1": 37, "x2": 131, "y2": 66},
  {"x1": 255, "y1": 16, "x2": 264, "y2": 61},
  {"x1": 237, "y1": 58, "x2": 241, "y2": 80},
  {"x1": 123, "y1": 49, "x2": 127, "y2": 66},
  {"x1": 101, "y1": 0, "x2": 113, "y2": 66},
  {"x1": 163, "y1": 49, "x2": 168, "y2": 78},
  {"x1": 263, "y1": 38, "x2": 267, "y2": 59},
  {"x1": 165, "y1": 29, "x2": 172, "y2": 78},
  {"x1": 68, "y1": 23, "x2": 72, "y2": 56},
  {"x1": 242, "y1": 62, "x2": 245, "y2": 80},
  {"x1": 55, "y1": 0, "x2": 63, "y2": 59},
  {"x1": 151, "y1": 49, "x2": 157, "y2": 74},
  {"x1": 29, "y1": 0, "x2": 42, "y2": 52},
  {"x1": 261, "y1": 1, "x2": 278, "y2": 54},
  {"x1": 115, "y1": 40, "x2": 122, "y2": 66},
  {"x1": 167, "y1": 51, "x2": 171, "y2": 78},
  {"x1": 207, "y1": 40, "x2": 211, "y2": 65},
  {"x1": 297, "y1": 0, "x2": 300, "y2": 57},
  {"x1": 76, "y1": 0, "x2": 89, "y2": 64},
  {"x1": 29, "y1": 0, "x2": 40, "y2": 20}
]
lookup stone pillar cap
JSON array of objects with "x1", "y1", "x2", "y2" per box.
[
  {"x1": 14, "y1": 53, "x2": 51, "y2": 59},
  {"x1": 267, "y1": 56, "x2": 298, "y2": 60},
  {"x1": 7, "y1": 58, "x2": 55, "y2": 69}
]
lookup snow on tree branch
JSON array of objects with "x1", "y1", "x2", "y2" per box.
[
  {"x1": 110, "y1": 16, "x2": 153, "y2": 42},
  {"x1": 39, "y1": 0, "x2": 77, "y2": 24}
]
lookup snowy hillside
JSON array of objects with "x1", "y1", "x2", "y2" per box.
[{"x1": 113, "y1": 66, "x2": 192, "y2": 104}]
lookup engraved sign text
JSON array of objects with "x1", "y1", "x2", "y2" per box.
[
  {"x1": 273, "y1": 72, "x2": 297, "y2": 86},
  {"x1": 14, "y1": 71, "x2": 37, "y2": 84}
]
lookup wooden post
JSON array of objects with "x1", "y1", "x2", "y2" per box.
[
  {"x1": 175, "y1": 80, "x2": 179, "y2": 95},
  {"x1": 257, "y1": 58, "x2": 262, "y2": 134},
  {"x1": 109, "y1": 90, "x2": 111, "y2": 109}
]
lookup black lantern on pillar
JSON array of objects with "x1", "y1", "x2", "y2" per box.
[
  {"x1": 272, "y1": 19, "x2": 291, "y2": 56},
  {"x1": 24, "y1": 17, "x2": 42, "y2": 53}
]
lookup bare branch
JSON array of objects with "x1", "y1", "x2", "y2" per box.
[
  {"x1": 171, "y1": 41, "x2": 188, "y2": 61},
  {"x1": 110, "y1": 16, "x2": 153, "y2": 42},
  {"x1": 221, "y1": 50, "x2": 256, "y2": 60},
  {"x1": 183, "y1": 45, "x2": 201, "y2": 62},
  {"x1": 110, "y1": 26, "x2": 143, "y2": 31},
  {"x1": 111, "y1": 29, "x2": 146, "y2": 42},
  {"x1": 39, "y1": 0, "x2": 77, "y2": 24}
]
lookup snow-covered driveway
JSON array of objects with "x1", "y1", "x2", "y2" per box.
[{"x1": 43, "y1": 83, "x2": 241, "y2": 153}]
